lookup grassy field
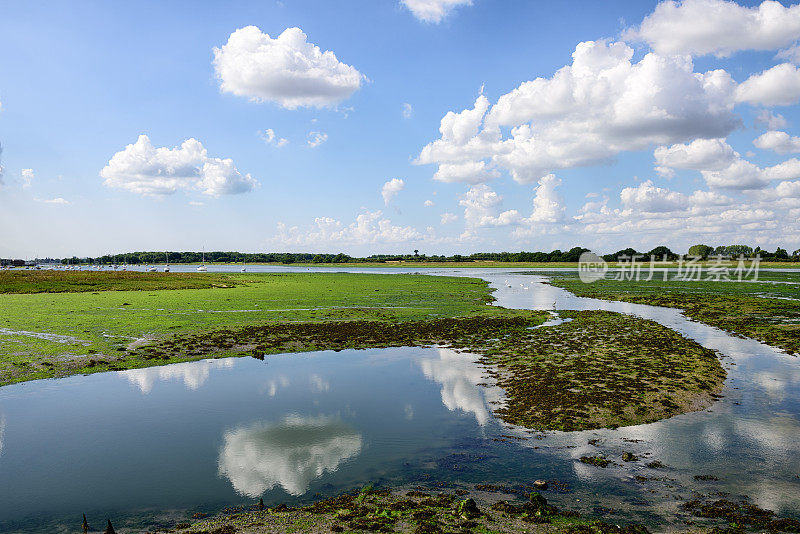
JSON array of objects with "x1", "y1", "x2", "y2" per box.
[
  {"x1": 0, "y1": 271, "x2": 503, "y2": 385},
  {"x1": 549, "y1": 274, "x2": 800, "y2": 356}
]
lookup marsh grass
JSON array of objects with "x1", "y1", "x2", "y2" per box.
[
  {"x1": 0, "y1": 270, "x2": 243, "y2": 293},
  {"x1": 0, "y1": 272, "x2": 500, "y2": 385}
]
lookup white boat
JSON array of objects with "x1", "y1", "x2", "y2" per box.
[
  {"x1": 197, "y1": 249, "x2": 207, "y2": 272},
  {"x1": 240, "y1": 258, "x2": 246, "y2": 272},
  {"x1": 164, "y1": 252, "x2": 170, "y2": 272},
  {"x1": 147, "y1": 265, "x2": 157, "y2": 272}
]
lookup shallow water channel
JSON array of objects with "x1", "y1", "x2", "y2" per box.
[{"x1": 0, "y1": 268, "x2": 799, "y2": 532}]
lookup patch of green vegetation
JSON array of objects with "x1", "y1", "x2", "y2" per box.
[
  {"x1": 579, "y1": 456, "x2": 611, "y2": 468},
  {"x1": 550, "y1": 275, "x2": 800, "y2": 356},
  {"x1": 0, "y1": 270, "x2": 243, "y2": 293},
  {"x1": 177, "y1": 486, "x2": 631, "y2": 534},
  {"x1": 485, "y1": 311, "x2": 725, "y2": 431},
  {"x1": 0, "y1": 272, "x2": 503, "y2": 385}
]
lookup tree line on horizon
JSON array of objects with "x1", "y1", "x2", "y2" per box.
[{"x1": 14, "y1": 244, "x2": 796, "y2": 265}]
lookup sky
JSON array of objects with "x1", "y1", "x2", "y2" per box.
[{"x1": 2, "y1": 0, "x2": 800, "y2": 258}]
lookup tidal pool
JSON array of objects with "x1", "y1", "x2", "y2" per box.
[{"x1": 0, "y1": 269, "x2": 799, "y2": 532}]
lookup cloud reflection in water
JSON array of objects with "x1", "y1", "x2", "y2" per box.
[
  {"x1": 120, "y1": 358, "x2": 235, "y2": 393},
  {"x1": 420, "y1": 348, "x2": 503, "y2": 426},
  {"x1": 217, "y1": 414, "x2": 363, "y2": 497}
]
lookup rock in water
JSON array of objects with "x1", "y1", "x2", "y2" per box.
[
  {"x1": 456, "y1": 498, "x2": 481, "y2": 519},
  {"x1": 622, "y1": 451, "x2": 639, "y2": 462},
  {"x1": 82, "y1": 514, "x2": 89, "y2": 533},
  {"x1": 533, "y1": 479, "x2": 549, "y2": 490},
  {"x1": 105, "y1": 519, "x2": 116, "y2": 534}
]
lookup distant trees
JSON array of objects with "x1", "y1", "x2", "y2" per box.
[
  {"x1": 647, "y1": 246, "x2": 677, "y2": 260},
  {"x1": 688, "y1": 244, "x2": 714, "y2": 259},
  {"x1": 49, "y1": 244, "x2": 799, "y2": 265},
  {"x1": 713, "y1": 245, "x2": 754, "y2": 257}
]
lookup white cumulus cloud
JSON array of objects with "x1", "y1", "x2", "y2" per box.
[
  {"x1": 459, "y1": 184, "x2": 521, "y2": 227},
  {"x1": 626, "y1": 0, "x2": 800, "y2": 57},
  {"x1": 526, "y1": 174, "x2": 565, "y2": 222},
  {"x1": 213, "y1": 26, "x2": 364, "y2": 109},
  {"x1": 440, "y1": 212, "x2": 457, "y2": 224},
  {"x1": 307, "y1": 131, "x2": 328, "y2": 148},
  {"x1": 259, "y1": 128, "x2": 288, "y2": 147},
  {"x1": 620, "y1": 180, "x2": 687, "y2": 212},
  {"x1": 755, "y1": 109, "x2": 788, "y2": 130},
  {"x1": 401, "y1": 0, "x2": 472, "y2": 23},
  {"x1": 654, "y1": 137, "x2": 800, "y2": 189},
  {"x1": 101, "y1": 135, "x2": 258, "y2": 197},
  {"x1": 381, "y1": 178, "x2": 405, "y2": 204},
  {"x1": 275, "y1": 210, "x2": 424, "y2": 246},
  {"x1": 37, "y1": 197, "x2": 70, "y2": 205},
  {"x1": 754, "y1": 130, "x2": 800, "y2": 153},
  {"x1": 402, "y1": 103, "x2": 413, "y2": 119},
  {"x1": 418, "y1": 40, "x2": 739, "y2": 184},
  {"x1": 735, "y1": 63, "x2": 800, "y2": 106}
]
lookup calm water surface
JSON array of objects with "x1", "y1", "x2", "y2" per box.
[{"x1": 0, "y1": 268, "x2": 798, "y2": 532}]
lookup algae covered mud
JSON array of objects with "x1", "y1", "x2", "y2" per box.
[{"x1": 0, "y1": 268, "x2": 799, "y2": 532}]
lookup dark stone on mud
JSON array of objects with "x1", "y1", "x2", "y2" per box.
[
  {"x1": 534, "y1": 479, "x2": 549, "y2": 490},
  {"x1": 82, "y1": 514, "x2": 89, "y2": 533},
  {"x1": 272, "y1": 503, "x2": 288, "y2": 512},
  {"x1": 104, "y1": 519, "x2": 116, "y2": 534},
  {"x1": 258, "y1": 497, "x2": 264, "y2": 510},
  {"x1": 456, "y1": 498, "x2": 481, "y2": 519},
  {"x1": 490, "y1": 500, "x2": 519, "y2": 514},
  {"x1": 530, "y1": 492, "x2": 548, "y2": 508}
]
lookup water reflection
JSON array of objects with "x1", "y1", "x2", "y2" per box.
[
  {"x1": 0, "y1": 413, "x2": 5, "y2": 458},
  {"x1": 419, "y1": 348, "x2": 503, "y2": 426},
  {"x1": 264, "y1": 375, "x2": 290, "y2": 397},
  {"x1": 120, "y1": 358, "x2": 235, "y2": 393},
  {"x1": 217, "y1": 414, "x2": 363, "y2": 497}
]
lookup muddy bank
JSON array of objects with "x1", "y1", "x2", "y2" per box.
[
  {"x1": 171, "y1": 485, "x2": 639, "y2": 534},
  {"x1": 151, "y1": 485, "x2": 800, "y2": 534}
]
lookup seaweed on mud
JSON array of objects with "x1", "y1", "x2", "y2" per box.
[
  {"x1": 681, "y1": 498, "x2": 800, "y2": 531},
  {"x1": 580, "y1": 456, "x2": 612, "y2": 468}
]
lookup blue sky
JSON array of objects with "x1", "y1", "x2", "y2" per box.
[{"x1": 2, "y1": 0, "x2": 800, "y2": 258}]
